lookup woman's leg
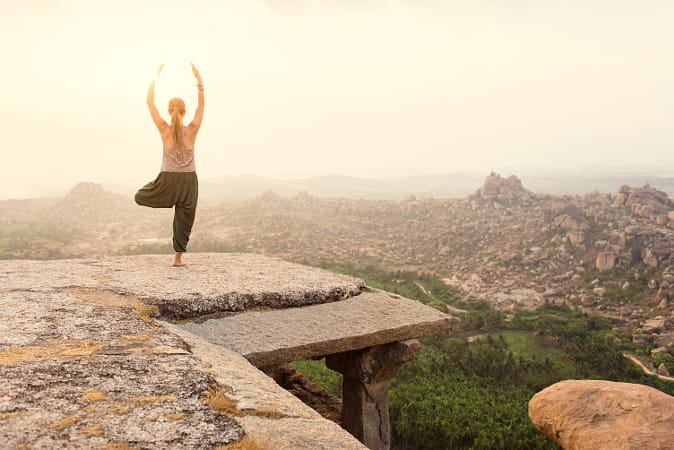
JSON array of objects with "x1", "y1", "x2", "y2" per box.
[
  {"x1": 135, "y1": 173, "x2": 175, "y2": 208},
  {"x1": 172, "y1": 203, "x2": 196, "y2": 250},
  {"x1": 171, "y1": 173, "x2": 198, "y2": 266}
]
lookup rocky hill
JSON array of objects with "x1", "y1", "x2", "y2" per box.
[{"x1": 472, "y1": 172, "x2": 539, "y2": 205}]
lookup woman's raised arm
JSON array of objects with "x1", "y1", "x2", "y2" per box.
[
  {"x1": 147, "y1": 64, "x2": 169, "y2": 133},
  {"x1": 188, "y1": 62, "x2": 205, "y2": 132}
]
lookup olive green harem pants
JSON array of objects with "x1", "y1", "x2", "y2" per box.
[{"x1": 134, "y1": 172, "x2": 198, "y2": 253}]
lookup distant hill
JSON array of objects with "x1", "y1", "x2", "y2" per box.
[
  {"x1": 523, "y1": 175, "x2": 674, "y2": 197},
  {"x1": 195, "y1": 173, "x2": 674, "y2": 201},
  {"x1": 196, "y1": 173, "x2": 483, "y2": 201}
]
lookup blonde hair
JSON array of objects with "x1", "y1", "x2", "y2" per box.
[{"x1": 168, "y1": 97, "x2": 186, "y2": 150}]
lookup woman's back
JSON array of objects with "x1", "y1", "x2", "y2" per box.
[
  {"x1": 158, "y1": 122, "x2": 199, "y2": 151},
  {"x1": 161, "y1": 127, "x2": 196, "y2": 172}
]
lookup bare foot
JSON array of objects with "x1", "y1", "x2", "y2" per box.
[{"x1": 172, "y1": 252, "x2": 186, "y2": 267}]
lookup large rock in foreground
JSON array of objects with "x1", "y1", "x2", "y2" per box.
[
  {"x1": 0, "y1": 254, "x2": 368, "y2": 449},
  {"x1": 529, "y1": 380, "x2": 674, "y2": 449}
]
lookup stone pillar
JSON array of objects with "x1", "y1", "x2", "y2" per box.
[{"x1": 326, "y1": 339, "x2": 421, "y2": 450}]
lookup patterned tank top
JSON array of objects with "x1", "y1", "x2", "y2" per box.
[{"x1": 160, "y1": 126, "x2": 196, "y2": 172}]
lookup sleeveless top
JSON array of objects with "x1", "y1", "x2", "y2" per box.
[{"x1": 160, "y1": 126, "x2": 196, "y2": 172}]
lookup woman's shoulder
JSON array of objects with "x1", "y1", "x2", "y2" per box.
[{"x1": 183, "y1": 125, "x2": 199, "y2": 147}]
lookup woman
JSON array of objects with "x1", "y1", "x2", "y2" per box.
[{"x1": 135, "y1": 63, "x2": 204, "y2": 267}]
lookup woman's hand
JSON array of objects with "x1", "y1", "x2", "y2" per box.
[
  {"x1": 147, "y1": 64, "x2": 167, "y2": 130},
  {"x1": 191, "y1": 62, "x2": 202, "y2": 83},
  {"x1": 190, "y1": 62, "x2": 205, "y2": 127}
]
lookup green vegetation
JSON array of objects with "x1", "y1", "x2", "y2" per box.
[
  {"x1": 485, "y1": 331, "x2": 578, "y2": 381},
  {"x1": 654, "y1": 351, "x2": 674, "y2": 372},
  {"x1": 291, "y1": 359, "x2": 342, "y2": 398},
  {"x1": 391, "y1": 341, "x2": 552, "y2": 449},
  {"x1": 295, "y1": 261, "x2": 674, "y2": 450},
  {"x1": 578, "y1": 266, "x2": 661, "y2": 309},
  {"x1": 302, "y1": 260, "x2": 465, "y2": 312},
  {"x1": 0, "y1": 222, "x2": 79, "y2": 259}
]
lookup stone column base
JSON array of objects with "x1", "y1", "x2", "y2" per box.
[{"x1": 327, "y1": 339, "x2": 421, "y2": 450}]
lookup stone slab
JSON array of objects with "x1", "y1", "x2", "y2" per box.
[
  {"x1": 178, "y1": 289, "x2": 458, "y2": 367},
  {"x1": 1, "y1": 254, "x2": 365, "y2": 318},
  {"x1": 99, "y1": 253, "x2": 365, "y2": 318}
]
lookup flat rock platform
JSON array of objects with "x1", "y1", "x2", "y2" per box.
[
  {"x1": 1, "y1": 253, "x2": 365, "y2": 319},
  {"x1": 0, "y1": 253, "x2": 456, "y2": 449},
  {"x1": 178, "y1": 290, "x2": 457, "y2": 367}
]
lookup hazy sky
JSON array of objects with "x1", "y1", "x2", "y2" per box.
[{"x1": 1, "y1": 0, "x2": 673, "y2": 198}]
